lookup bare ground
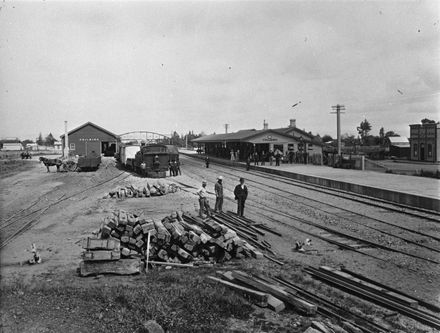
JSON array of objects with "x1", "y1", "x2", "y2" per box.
[{"x1": 0, "y1": 156, "x2": 438, "y2": 332}]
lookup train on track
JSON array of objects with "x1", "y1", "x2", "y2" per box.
[{"x1": 117, "y1": 143, "x2": 179, "y2": 178}]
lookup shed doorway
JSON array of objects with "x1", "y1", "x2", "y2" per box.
[{"x1": 102, "y1": 142, "x2": 116, "y2": 156}]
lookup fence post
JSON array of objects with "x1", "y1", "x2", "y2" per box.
[{"x1": 361, "y1": 156, "x2": 365, "y2": 171}]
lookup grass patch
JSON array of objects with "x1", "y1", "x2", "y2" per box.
[
  {"x1": 1, "y1": 269, "x2": 254, "y2": 333},
  {"x1": 0, "y1": 159, "x2": 38, "y2": 178}
]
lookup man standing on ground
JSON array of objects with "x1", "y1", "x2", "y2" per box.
[
  {"x1": 205, "y1": 155, "x2": 210, "y2": 168},
  {"x1": 234, "y1": 177, "x2": 248, "y2": 217},
  {"x1": 176, "y1": 159, "x2": 182, "y2": 175},
  {"x1": 214, "y1": 176, "x2": 224, "y2": 213},
  {"x1": 196, "y1": 180, "x2": 211, "y2": 218}
]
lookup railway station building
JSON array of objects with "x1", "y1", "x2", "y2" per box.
[
  {"x1": 409, "y1": 121, "x2": 440, "y2": 162},
  {"x1": 61, "y1": 122, "x2": 120, "y2": 157},
  {"x1": 193, "y1": 119, "x2": 323, "y2": 164}
]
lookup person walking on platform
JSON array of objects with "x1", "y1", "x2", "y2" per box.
[
  {"x1": 214, "y1": 176, "x2": 224, "y2": 213},
  {"x1": 261, "y1": 151, "x2": 266, "y2": 166},
  {"x1": 246, "y1": 155, "x2": 251, "y2": 171},
  {"x1": 253, "y1": 151, "x2": 259, "y2": 166},
  {"x1": 196, "y1": 180, "x2": 211, "y2": 218},
  {"x1": 234, "y1": 177, "x2": 248, "y2": 217},
  {"x1": 230, "y1": 150, "x2": 235, "y2": 166},
  {"x1": 269, "y1": 150, "x2": 274, "y2": 166},
  {"x1": 205, "y1": 155, "x2": 210, "y2": 168},
  {"x1": 275, "y1": 151, "x2": 281, "y2": 166}
]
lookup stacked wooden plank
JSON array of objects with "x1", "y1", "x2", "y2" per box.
[
  {"x1": 93, "y1": 209, "x2": 263, "y2": 266},
  {"x1": 106, "y1": 182, "x2": 179, "y2": 199},
  {"x1": 211, "y1": 212, "x2": 283, "y2": 260},
  {"x1": 208, "y1": 270, "x2": 317, "y2": 315},
  {"x1": 79, "y1": 237, "x2": 141, "y2": 277}
]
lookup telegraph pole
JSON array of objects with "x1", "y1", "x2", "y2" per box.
[
  {"x1": 64, "y1": 121, "x2": 69, "y2": 157},
  {"x1": 330, "y1": 104, "x2": 346, "y2": 155},
  {"x1": 224, "y1": 124, "x2": 229, "y2": 134}
]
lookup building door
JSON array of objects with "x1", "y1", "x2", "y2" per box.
[
  {"x1": 420, "y1": 143, "x2": 425, "y2": 161},
  {"x1": 84, "y1": 141, "x2": 101, "y2": 156}
]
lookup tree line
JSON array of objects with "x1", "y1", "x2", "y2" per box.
[
  {"x1": 21, "y1": 133, "x2": 57, "y2": 147},
  {"x1": 321, "y1": 118, "x2": 436, "y2": 147}
]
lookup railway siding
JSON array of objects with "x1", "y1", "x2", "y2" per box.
[{"x1": 182, "y1": 152, "x2": 440, "y2": 212}]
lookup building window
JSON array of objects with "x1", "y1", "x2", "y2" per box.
[
  {"x1": 413, "y1": 144, "x2": 417, "y2": 157},
  {"x1": 70, "y1": 143, "x2": 75, "y2": 150},
  {"x1": 428, "y1": 144, "x2": 432, "y2": 157}
]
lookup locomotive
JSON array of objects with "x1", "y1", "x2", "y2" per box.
[{"x1": 119, "y1": 144, "x2": 179, "y2": 178}]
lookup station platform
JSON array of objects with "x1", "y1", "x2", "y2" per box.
[{"x1": 180, "y1": 150, "x2": 440, "y2": 212}]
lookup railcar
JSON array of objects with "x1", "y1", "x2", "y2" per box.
[
  {"x1": 132, "y1": 144, "x2": 179, "y2": 178},
  {"x1": 77, "y1": 152, "x2": 101, "y2": 171},
  {"x1": 118, "y1": 144, "x2": 141, "y2": 169}
]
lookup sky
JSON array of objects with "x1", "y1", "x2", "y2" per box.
[{"x1": 0, "y1": 0, "x2": 439, "y2": 141}]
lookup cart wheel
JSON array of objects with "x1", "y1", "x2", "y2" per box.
[{"x1": 65, "y1": 161, "x2": 78, "y2": 172}]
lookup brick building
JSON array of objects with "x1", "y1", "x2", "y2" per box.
[{"x1": 409, "y1": 122, "x2": 440, "y2": 162}]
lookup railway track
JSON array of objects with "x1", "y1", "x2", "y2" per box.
[
  {"x1": 182, "y1": 157, "x2": 440, "y2": 246},
  {"x1": 182, "y1": 155, "x2": 440, "y2": 221},
  {"x1": 176, "y1": 161, "x2": 440, "y2": 266},
  {"x1": 0, "y1": 171, "x2": 130, "y2": 250}
]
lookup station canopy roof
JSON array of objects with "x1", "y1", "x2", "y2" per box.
[{"x1": 193, "y1": 127, "x2": 322, "y2": 145}]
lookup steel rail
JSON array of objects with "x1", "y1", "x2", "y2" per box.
[
  {"x1": 182, "y1": 154, "x2": 440, "y2": 220},
  {"x1": 172, "y1": 171, "x2": 440, "y2": 265},
  {"x1": 339, "y1": 267, "x2": 440, "y2": 314},
  {"x1": 305, "y1": 267, "x2": 440, "y2": 330},
  {"x1": 271, "y1": 276, "x2": 390, "y2": 333},
  {"x1": 0, "y1": 171, "x2": 130, "y2": 250},
  {"x1": 182, "y1": 156, "x2": 440, "y2": 243}
]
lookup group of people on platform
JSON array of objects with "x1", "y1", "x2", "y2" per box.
[
  {"x1": 168, "y1": 159, "x2": 181, "y2": 177},
  {"x1": 196, "y1": 176, "x2": 248, "y2": 218}
]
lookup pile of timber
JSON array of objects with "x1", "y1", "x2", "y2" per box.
[
  {"x1": 305, "y1": 266, "x2": 440, "y2": 331},
  {"x1": 208, "y1": 270, "x2": 317, "y2": 315},
  {"x1": 212, "y1": 211, "x2": 284, "y2": 264},
  {"x1": 79, "y1": 237, "x2": 141, "y2": 277},
  {"x1": 106, "y1": 182, "x2": 179, "y2": 199},
  {"x1": 81, "y1": 209, "x2": 266, "y2": 274}
]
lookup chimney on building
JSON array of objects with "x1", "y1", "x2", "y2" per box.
[
  {"x1": 263, "y1": 120, "x2": 268, "y2": 130},
  {"x1": 64, "y1": 121, "x2": 69, "y2": 157},
  {"x1": 289, "y1": 119, "x2": 296, "y2": 128}
]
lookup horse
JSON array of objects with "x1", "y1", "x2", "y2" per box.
[{"x1": 39, "y1": 157, "x2": 63, "y2": 172}]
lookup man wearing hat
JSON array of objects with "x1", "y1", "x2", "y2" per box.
[
  {"x1": 214, "y1": 176, "x2": 224, "y2": 213},
  {"x1": 196, "y1": 180, "x2": 211, "y2": 218},
  {"x1": 233, "y1": 177, "x2": 248, "y2": 217}
]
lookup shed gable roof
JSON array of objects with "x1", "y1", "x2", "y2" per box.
[{"x1": 60, "y1": 122, "x2": 119, "y2": 139}]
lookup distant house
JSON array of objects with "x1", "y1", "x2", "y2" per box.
[
  {"x1": 25, "y1": 143, "x2": 38, "y2": 151},
  {"x1": 409, "y1": 122, "x2": 440, "y2": 162},
  {"x1": 384, "y1": 136, "x2": 410, "y2": 159},
  {"x1": 53, "y1": 140, "x2": 62, "y2": 151},
  {"x1": 0, "y1": 139, "x2": 23, "y2": 151}
]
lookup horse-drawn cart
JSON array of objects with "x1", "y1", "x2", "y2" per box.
[
  {"x1": 76, "y1": 154, "x2": 101, "y2": 171},
  {"x1": 39, "y1": 153, "x2": 101, "y2": 172}
]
